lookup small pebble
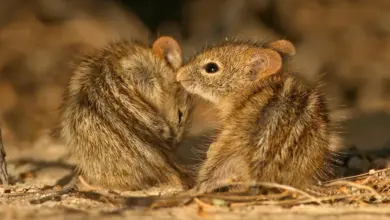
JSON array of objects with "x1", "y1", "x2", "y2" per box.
[
  {"x1": 0, "y1": 188, "x2": 10, "y2": 194},
  {"x1": 15, "y1": 187, "x2": 25, "y2": 193},
  {"x1": 371, "y1": 158, "x2": 389, "y2": 169},
  {"x1": 26, "y1": 188, "x2": 39, "y2": 193},
  {"x1": 347, "y1": 156, "x2": 370, "y2": 172},
  {"x1": 366, "y1": 153, "x2": 378, "y2": 162},
  {"x1": 212, "y1": 199, "x2": 227, "y2": 206},
  {"x1": 20, "y1": 172, "x2": 37, "y2": 179}
]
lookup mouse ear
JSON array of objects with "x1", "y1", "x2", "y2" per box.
[
  {"x1": 266, "y1": 39, "x2": 296, "y2": 56},
  {"x1": 152, "y1": 36, "x2": 182, "y2": 70},
  {"x1": 248, "y1": 48, "x2": 282, "y2": 80}
]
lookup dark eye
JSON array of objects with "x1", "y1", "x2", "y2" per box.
[{"x1": 204, "y1": 62, "x2": 219, "y2": 73}]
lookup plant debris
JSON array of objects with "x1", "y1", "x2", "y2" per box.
[{"x1": 4, "y1": 168, "x2": 387, "y2": 212}]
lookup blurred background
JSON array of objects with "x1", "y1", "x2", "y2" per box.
[{"x1": 0, "y1": 0, "x2": 390, "y2": 179}]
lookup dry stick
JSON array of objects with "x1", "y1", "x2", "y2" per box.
[
  {"x1": 22, "y1": 169, "x2": 388, "y2": 208},
  {"x1": 230, "y1": 192, "x2": 380, "y2": 208},
  {"x1": 203, "y1": 179, "x2": 386, "y2": 208},
  {"x1": 2, "y1": 191, "x2": 44, "y2": 198},
  {"x1": 149, "y1": 194, "x2": 194, "y2": 209},
  {"x1": 378, "y1": 179, "x2": 390, "y2": 192},
  {"x1": 122, "y1": 176, "x2": 388, "y2": 209},
  {"x1": 98, "y1": 178, "x2": 387, "y2": 209},
  {"x1": 194, "y1": 198, "x2": 216, "y2": 209},
  {"x1": 28, "y1": 169, "x2": 81, "y2": 204},
  {"x1": 201, "y1": 191, "x2": 289, "y2": 202},
  {"x1": 107, "y1": 190, "x2": 195, "y2": 209},
  {"x1": 316, "y1": 193, "x2": 380, "y2": 203},
  {"x1": 231, "y1": 198, "x2": 310, "y2": 207},
  {"x1": 323, "y1": 168, "x2": 390, "y2": 184},
  {"x1": 203, "y1": 181, "x2": 323, "y2": 205},
  {"x1": 245, "y1": 182, "x2": 323, "y2": 205},
  {"x1": 150, "y1": 185, "x2": 288, "y2": 209},
  {"x1": 325, "y1": 180, "x2": 382, "y2": 200},
  {"x1": 4, "y1": 172, "x2": 80, "y2": 199},
  {"x1": 148, "y1": 182, "x2": 303, "y2": 209},
  {"x1": 359, "y1": 176, "x2": 373, "y2": 185},
  {"x1": 30, "y1": 180, "x2": 78, "y2": 204}
]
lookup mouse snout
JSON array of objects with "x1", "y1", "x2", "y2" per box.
[{"x1": 176, "y1": 69, "x2": 188, "y2": 82}]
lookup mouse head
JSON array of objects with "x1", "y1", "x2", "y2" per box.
[
  {"x1": 176, "y1": 39, "x2": 295, "y2": 103},
  {"x1": 152, "y1": 36, "x2": 194, "y2": 142},
  {"x1": 120, "y1": 36, "x2": 182, "y2": 83}
]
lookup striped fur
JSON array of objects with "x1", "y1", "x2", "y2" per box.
[
  {"x1": 197, "y1": 74, "x2": 340, "y2": 191},
  {"x1": 177, "y1": 40, "x2": 341, "y2": 192},
  {"x1": 61, "y1": 39, "x2": 194, "y2": 191}
]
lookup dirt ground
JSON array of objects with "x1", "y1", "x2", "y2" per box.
[
  {"x1": 1, "y1": 116, "x2": 390, "y2": 220},
  {"x1": 2, "y1": 169, "x2": 390, "y2": 220}
]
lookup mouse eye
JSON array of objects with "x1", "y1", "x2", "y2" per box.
[{"x1": 204, "y1": 62, "x2": 219, "y2": 74}]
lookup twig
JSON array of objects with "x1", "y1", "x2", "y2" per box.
[
  {"x1": 316, "y1": 193, "x2": 380, "y2": 203},
  {"x1": 325, "y1": 180, "x2": 382, "y2": 200},
  {"x1": 226, "y1": 182, "x2": 324, "y2": 205},
  {"x1": 2, "y1": 191, "x2": 44, "y2": 198},
  {"x1": 29, "y1": 171, "x2": 79, "y2": 204},
  {"x1": 30, "y1": 185, "x2": 76, "y2": 204},
  {"x1": 359, "y1": 176, "x2": 373, "y2": 185},
  {"x1": 149, "y1": 194, "x2": 193, "y2": 209},
  {"x1": 194, "y1": 198, "x2": 215, "y2": 209},
  {"x1": 378, "y1": 179, "x2": 390, "y2": 192},
  {"x1": 230, "y1": 197, "x2": 310, "y2": 207},
  {"x1": 323, "y1": 168, "x2": 390, "y2": 183},
  {"x1": 230, "y1": 192, "x2": 380, "y2": 208},
  {"x1": 201, "y1": 190, "x2": 290, "y2": 202}
]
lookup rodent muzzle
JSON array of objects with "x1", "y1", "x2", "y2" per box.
[{"x1": 176, "y1": 70, "x2": 188, "y2": 82}]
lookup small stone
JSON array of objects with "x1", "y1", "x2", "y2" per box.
[
  {"x1": 366, "y1": 153, "x2": 378, "y2": 162},
  {"x1": 212, "y1": 199, "x2": 227, "y2": 206},
  {"x1": 371, "y1": 158, "x2": 389, "y2": 169},
  {"x1": 26, "y1": 188, "x2": 39, "y2": 193},
  {"x1": 0, "y1": 188, "x2": 10, "y2": 194},
  {"x1": 15, "y1": 187, "x2": 25, "y2": 193},
  {"x1": 20, "y1": 172, "x2": 36, "y2": 179},
  {"x1": 347, "y1": 156, "x2": 370, "y2": 173}
]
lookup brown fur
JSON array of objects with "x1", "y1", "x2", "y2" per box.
[
  {"x1": 177, "y1": 39, "x2": 341, "y2": 192},
  {"x1": 60, "y1": 37, "x2": 194, "y2": 191}
]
